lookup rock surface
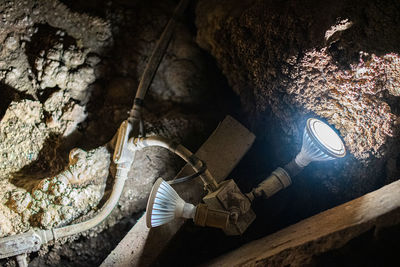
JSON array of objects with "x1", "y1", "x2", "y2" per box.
[
  {"x1": 0, "y1": 0, "x2": 231, "y2": 266},
  {"x1": 195, "y1": 0, "x2": 400, "y2": 198}
]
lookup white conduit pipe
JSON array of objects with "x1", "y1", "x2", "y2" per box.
[
  {"x1": 131, "y1": 136, "x2": 218, "y2": 192},
  {"x1": 52, "y1": 166, "x2": 129, "y2": 239}
]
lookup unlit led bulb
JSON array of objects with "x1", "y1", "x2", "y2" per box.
[
  {"x1": 295, "y1": 118, "x2": 346, "y2": 168},
  {"x1": 146, "y1": 178, "x2": 196, "y2": 228}
]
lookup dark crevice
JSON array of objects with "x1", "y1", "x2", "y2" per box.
[
  {"x1": 10, "y1": 133, "x2": 68, "y2": 191},
  {"x1": 0, "y1": 83, "x2": 36, "y2": 119},
  {"x1": 26, "y1": 23, "x2": 77, "y2": 78},
  {"x1": 36, "y1": 86, "x2": 60, "y2": 104}
]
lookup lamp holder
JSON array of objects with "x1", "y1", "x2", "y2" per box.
[
  {"x1": 246, "y1": 167, "x2": 292, "y2": 201},
  {"x1": 203, "y1": 179, "x2": 256, "y2": 235},
  {"x1": 113, "y1": 120, "x2": 136, "y2": 167},
  {"x1": 175, "y1": 200, "x2": 196, "y2": 220},
  {"x1": 193, "y1": 204, "x2": 230, "y2": 230}
]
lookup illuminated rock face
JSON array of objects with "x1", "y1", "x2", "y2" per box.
[
  {"x1": 0, "y1": 98, "x2": 86, "y2": 179},
  {"x1": 196, "y1": 0, "x2": 400, "y2": 197},
  {"x1": 287, "y1": 50, "x2": 399, "y2": 159},
  {"x1": 196, "y1": 0, "x2": 400, "y2": 161},
  {"x1": 0, "y1": 147, "x2": 110, "y2": 237}
]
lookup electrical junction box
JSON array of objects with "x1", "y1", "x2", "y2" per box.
[{"x1": 203, "y1": 179, "x2": 256, "y2": 235}]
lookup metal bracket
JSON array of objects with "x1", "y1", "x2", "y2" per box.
[{"x1": 203, "y1": 180, "x2": 256, "y2": 235}]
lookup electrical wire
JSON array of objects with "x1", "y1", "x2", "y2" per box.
[
  {"x1": 139, "y1": 116, "x2": 146, "y2": 137},
  {"x1": 167, "y1": 161, "x2": 207, "y2": 185}
]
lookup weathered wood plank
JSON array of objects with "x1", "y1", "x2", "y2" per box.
[
  {"x1": 101, "y1": 116, "x2": 255, "y2": 267},
  {"x1": 205, "y1": 179, "x2": 400, "y2": 267}
]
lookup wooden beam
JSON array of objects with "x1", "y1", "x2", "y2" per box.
[
  {"x1": 101, "y1": 116, "x2": 255, "y2": 267},
  {"x1": 205, "y1": 179, "x2": 400, "y2": 266}
]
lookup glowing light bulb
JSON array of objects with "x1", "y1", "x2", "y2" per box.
[
  {"x1": 247, "y1": 118, "x2": 347, "y2": 202},
  {"x1": 295, "y1": 118, "x2": 346, "y2": 168},
  {"x1": 310, "y1": 119, "x2": 345, "y2": 156}
]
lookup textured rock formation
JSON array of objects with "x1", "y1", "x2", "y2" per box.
[
  {"x1": 0, "y1": 0, "x2": 111, "y2": 97},
  {"x1": 287, "y1": 50, "x2": 399, "y2": 159},
  {"x1": 0, "y1": 147, "x2": 109, "y2": 237},
  {"x1": 0, "y1": 0, "x2": 226, "y2": 265},
  {"x1": 0, "y1": 97, "x2": 86, "y2": 178},
  {"x1": 195, "y1": 0, "x2": 400, "y2": 197}
]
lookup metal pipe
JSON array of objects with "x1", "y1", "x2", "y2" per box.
[
  {"x1": 15, "y1": 254, "x2": 27, "y2": 267},
  {"x1": 131, "y1": 136, "x2": 218, "y2": 192}
]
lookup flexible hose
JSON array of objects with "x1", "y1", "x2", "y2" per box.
[
  {"x1": 52, "y1": 167, "x2": 129, "y2": 239},
  {"x1": 167, "y1": 163, "x2": 206, "y2": 185},
  {"x1": 132, "y1": 136, "x2": 218, "y2": 192}
]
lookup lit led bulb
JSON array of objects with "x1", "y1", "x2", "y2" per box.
[
  {"x1": 295, "y1": 118, "x2": 346, "y2": 168},
  {"x1": 247, "y1": 118, "x2": 346, "y2": 201}
]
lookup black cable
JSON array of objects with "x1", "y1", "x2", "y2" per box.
[{"x1": 167, "y1": 161, "x2": 207, "y2": 185}]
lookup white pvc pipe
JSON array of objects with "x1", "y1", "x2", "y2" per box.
[
  {"x1": 52, "y1": 166, "x2": 129, "y2": 239},
  {"x1": 131, "y1": 136, "x2": 218, "y2": 192}
]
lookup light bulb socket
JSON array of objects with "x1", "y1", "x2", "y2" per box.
[
  {"x1": 249, "y1": 167, "x2": 292, "y2": 200},
  {"x1": 284, "y1": 159, "x2": 304, "y2": 178},
  {"x1": 294, "y1": 150, "x2": 312, "y2": 168},
  {"x1": 194, "y1": 204, "x2": 230, "y2": 230}
]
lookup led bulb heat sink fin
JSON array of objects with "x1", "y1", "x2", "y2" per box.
[
  {"x1": 146, "y1": 178, "x2": 195, "y2": 228},
  {"x1": 295, "y1": 118, "x2": 346, "y2": 168}
]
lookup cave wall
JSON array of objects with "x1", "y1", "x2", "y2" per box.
[
  {"x1": 0, "y1": 0, "x2": 235, "y2": 266},
  {"x1": 195, "y1": 0, "x2": 400, "y2": 199}
]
